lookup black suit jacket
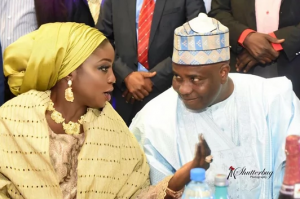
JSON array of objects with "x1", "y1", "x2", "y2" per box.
[
  {"x1": 97, "y1": 0, "x2": 206, "y2": 124},
  {"x1": 209, "y1": 0, "x2": 300, "y2": 97},
  {"x1": 34, "y1": 0, "x2": 95, "y2": 27}
]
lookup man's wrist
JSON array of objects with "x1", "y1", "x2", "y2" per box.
[
  {"x1": 124, "y1": 72, "x2": 134, "y2": 83},
  {"x1": 238, "y1": 29, "x2": 256, "y2": 47},
  {"x1": 243, "y1": 32, "x2": 255, "y2": 47}
]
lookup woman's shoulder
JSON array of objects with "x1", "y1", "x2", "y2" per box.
[
  {"x1": 86, "y1": 103, "x2": 134, "y2": 137},
  {"x1": 0, "y1": 90, "x2": 50, "y2": 116}
]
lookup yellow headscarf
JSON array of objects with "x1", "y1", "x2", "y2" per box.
[{"x1": 3, "y1": 22, "x2": 107, "y2": 95}]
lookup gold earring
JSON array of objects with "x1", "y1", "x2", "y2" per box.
[{"x1": 65, "y1": 80, "x2": 74, "y2": 102}]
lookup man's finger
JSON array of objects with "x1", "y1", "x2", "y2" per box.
[
  {"x1": 130, "y1": 97, "x2": 135, "y2": 104},
  {"x1": 266, "y1": 35, "x2": 285, "y2": 44},
  {"x1": 260, "y1": 57, "x2": 272, "y2": 64},
  {"x1": 132, "y1": 91, "x2": 145, "y2": 101},
  {"x1": 122, "y1": 90, "x2": 128, "y2": 98},
  {"x1": 267, "y1": 48, "x2": 280, "y2": 61},
  {"x1": 236, "y1": 58, "x2": 240, "y2": 67},
  {"x1": 140, "y1": 71, "x2": 156, "y2": 78},
  {"x1": 144, "y1": 79, "x2": 153, "y2": 93},
  {"x1": 125, "y1": 92, "x2": 132, "y2": 103},
  {"x1": 139, "y1": 89, "x2": 149, "y2": 97},
  {"x1": 236, "y1": 61, "x2": 246, "y2": 71},
  {"x1": 236, "y1": 51, "x2": 249, "y2": 71},
  {"x1": 237, "y1": 56, "x2": 250, "y2": 71},
  {"x1": 244, "y1": 60, "x2": 257, "y2": 73}
]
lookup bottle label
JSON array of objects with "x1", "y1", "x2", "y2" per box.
[
  {"x1": 280, "y1": 184, "x2": 294, "y2": 195},
  {"x1": 294, "y1": 184, "x2": 300, "y2": 198}
]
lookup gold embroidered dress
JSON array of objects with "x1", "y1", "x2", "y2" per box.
[
  {"x1": 0, "y1": 90, "x2": 151, "y2": 199},
  {"x1": 49, "y1": 128, "x2": 85, "y2": 199}
]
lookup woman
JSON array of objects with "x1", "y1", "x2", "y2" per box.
[{"x1": 0, "y1": 23, "x2": 210, "y2": 199}]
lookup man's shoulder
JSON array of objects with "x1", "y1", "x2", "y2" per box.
[
  {"x1": 142, "y1": 88, "x2": 177, "y2": 111},
  {"x1": 132, "y1": 88, "x2": 178, "y2": 124},
  {"x1": 230, "y1": 73, "x2": 294, "y2": 101}
]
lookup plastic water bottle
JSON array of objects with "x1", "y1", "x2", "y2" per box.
[
  {"x1": 214, "y1": 174, "x2": 229, "y2": 199},
  {"x1": 182, "y1": 168, "x2": 213, "y2": 199}
]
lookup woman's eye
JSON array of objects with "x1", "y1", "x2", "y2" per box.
[{"x1": 98, "y1": 66, "x2": 109, "y2": 72}]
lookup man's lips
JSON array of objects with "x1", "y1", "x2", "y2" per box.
[{"x1": 181, "y1": 96, "x2": 199, "y2": 101}]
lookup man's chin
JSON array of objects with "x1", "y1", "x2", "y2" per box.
[
  {"x1": 185, "y1": 104, "x2": 205, "y2": 112},
  {"x1": 183, "y1": 102, "x2": 207, "y2": 112}
]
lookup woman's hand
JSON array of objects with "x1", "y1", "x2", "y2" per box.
[
  {"x1": 167, "y1": 135, "x2": 212, "y2": 193},
  {"x1": 192, "y1": 134, "x2": 211, "y2": 170}
]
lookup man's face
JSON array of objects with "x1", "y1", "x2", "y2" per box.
[{"x1": 172, "y1": 62, "x2": 226, "y2": 111}]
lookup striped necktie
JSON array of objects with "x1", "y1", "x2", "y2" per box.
[{"x1": 137, "y1": 0, "x2": 155, "y2": 69}]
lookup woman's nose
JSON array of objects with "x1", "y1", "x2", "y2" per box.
[{"x1": 108, "y1": 71, "x2": 116, "y2": 84}]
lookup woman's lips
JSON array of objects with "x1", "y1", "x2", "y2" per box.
[{"x1": 104, "y1": 92, "x2": 112, "y2": 101}]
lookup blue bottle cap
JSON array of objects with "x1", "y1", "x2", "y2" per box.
[{"x1": 190, "y1": 168, "x2": 206, "y2": 182}]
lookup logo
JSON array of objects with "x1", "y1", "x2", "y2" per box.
[{"x1": 227, "y1": 166, "x2": 273, "y2": 180}]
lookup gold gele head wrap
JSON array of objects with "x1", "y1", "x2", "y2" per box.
[{"x1": 3, "y1": 22, "x2": 107, "y2": 95}]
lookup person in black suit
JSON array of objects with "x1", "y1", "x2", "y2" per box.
[
  {"x1": 0, "y1": 41, "x2": 4, "y2": 106},
  {"x1": 209, "y1": 0, "x2": 300, "y2": 98},
  {"x1": 97, "y1": 0, "x2": 206, "y2": 125},
  {"x1": 34, "y1": 0, "x2": 95, "y2": 27}
]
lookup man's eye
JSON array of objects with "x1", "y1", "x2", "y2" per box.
[
  {"x1": 174, "y1": 74, "x2": 180, "y2": 79},
  {"x1": 192, "y1": 77, "x2": 200, "y2": 82}
]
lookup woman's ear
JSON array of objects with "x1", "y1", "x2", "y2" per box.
[{"x1": 67, "y1": 70, "x2": 77, "y2": 82}]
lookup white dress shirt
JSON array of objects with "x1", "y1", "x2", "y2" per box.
[{"x1": 0, "y1": 0, "x2": 37, "y2": 55}]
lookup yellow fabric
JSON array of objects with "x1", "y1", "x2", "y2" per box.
[
  {"x1": 0, "y1": 90, "x2": 150, "y2": 199},
  {"x1": 3, "y1": 23, "x2": 106, "y2": 95}
]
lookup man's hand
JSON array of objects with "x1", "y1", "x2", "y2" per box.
[
  {"x1": 236, "y1": 50, "x2": 259, "y2": 73},
  {"x1": 122, "y1": 89, "x2": 136, "y2": 104},
  {"x1": 243, "y1": 32, "x2": 284, "y2": 64},
  {"x1": 123, "y1": 78, "x2": 153, "y2": 103},
  {"x1": 124, "y1": 71, "x2": 156, "y2": 101}
]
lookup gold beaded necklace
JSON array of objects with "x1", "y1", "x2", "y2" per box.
[{"x1": 47, "y1": 101, "x2": 85, "y2": 135}]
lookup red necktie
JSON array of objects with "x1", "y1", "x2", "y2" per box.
[{"x1": 138, "y1": 0, "x2": 155, "y2": 69}]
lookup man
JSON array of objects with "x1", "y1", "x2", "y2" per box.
[
  {"x1": 203, "y1": 0, "x2": 211, "y2": 12},
  {"x1": 209, "y1": 0, "x2": 300, "y2": 98},
  {"x1": 97, "y1": 0, "x2": 206, "y2": 125},
  {"x1": 87, "y1": 0, "x2": 102, "y2": 24},
  {"x1": 0, "y1": 0, "x2": 94, "y2": 103},
  {"x1": 130, "y1": 14, "x2": 300, "y2": 198},
  {"x1": 0, "y1": 41, "x2": 4, "y2": 106}
]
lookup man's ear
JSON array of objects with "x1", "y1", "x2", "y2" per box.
[{"x1": 220, "y1": 63, "x2": 230, "y2": 84}]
